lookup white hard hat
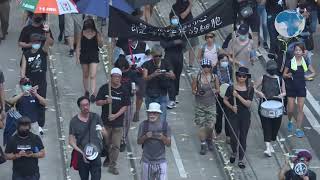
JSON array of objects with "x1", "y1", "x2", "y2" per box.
[
  {"x1": 84, "y1": 143, "x2": 99, "y2": 161},
  {"x1": 111, "y1": 68, "x2": 122, "y2": 76}
]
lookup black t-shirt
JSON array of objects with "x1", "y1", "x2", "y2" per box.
[
  {"x1": 18, "y1": 24, "x2": 54, "y2": 52},
  {"x1": 96, "y1": 84, "x2": 130, "y2": 127},
  {"x1": 5, "y1": 133, "x2": 44, "y2": 176},
  {"x1": 225, "y1": 85, "x2": 254, "y2": 111},
  {"x1": 23, "y1": 48, "x2": 47, "y2": 84},
  {"x1": 142, "y1": 59, "x2": 173, "y2": 97},
  {"x1": 285, "y1": 169, "x2": 316, "y2": 180},
  {"x1": 16, "y1": 95, "x2": 42, "y2": 123},
  {"x1": 171, "y1": 0, "x2": 193, "y2": 24}
]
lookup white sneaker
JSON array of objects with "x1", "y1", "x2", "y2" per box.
[
  {"x1": 39, "y1": 127, "x2": 44, "y2": 135},
  {"x1": 269, "y1": 144, "x2": 275, "y2": 153},
  {"x1": 264, "y1": 149, "x2": 272, "y2": 157},
  {"x1": 167, "y1": 101, "x2": 176, "y2": 109}
]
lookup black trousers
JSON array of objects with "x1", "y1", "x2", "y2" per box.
[
  {"x1": 31, "y1": 79, "x2": 47, "y2": 127},
  {"x1": 78, "y1": 155, "x2": 101, "y2": 180},
  {"x1": 259, "y1": 113, "x2": 282, "y2": 142},
  {"x1": 58, "y1": 15, "x2": 65, "y2": 36},
  {"x1": 267, "y1": 13, "x2": 279, "y2": 54},
  {"x1": 215, "y1": 95, "x2": 230, "y2": 137},
  {"x1": 228, "y1": 109, "x2": 251, "y2": 161},
  {"x1": 12, "y1": 172, "x2": 40, "y2": 180},
  {"x1": 167, "y1": 53, "x2": 183, "y2": 101}
]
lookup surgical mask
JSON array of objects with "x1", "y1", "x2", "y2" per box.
[
  {"x1": 22, "y1": 85, "x2": 32, "y2": 92},
  {"x1": 239, "y1": 35, "x2": 248, "y2": 41},
  {"x1": 220, "y1": 61, "x2": 229, "y2": 68},
  {"x1": 32, "y1": 43, "x2": 41, "y2": 50},
  {"x1": 171, "y1": 18, "x2": 179, "y2": 26},
  {"x1": 18, "y1": 129, "x2": 30, "y2": 137}
]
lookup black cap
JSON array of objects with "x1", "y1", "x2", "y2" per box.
[
  {"x1": 236, "y1": 67, "x2": 251, "y2": 78},
  {"x1": 238, "y1": 24, "x2": 249, "y2": 35}
]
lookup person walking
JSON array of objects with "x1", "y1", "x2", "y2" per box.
[
  {"x1": 171, "y1": 0, "x2": 199, "y2": 72},
  {"x1": 254, "y1": 60, "x2": 286, "y2": 157},
  {"x1": 7, "y1": 79, "x2": 47, "y2": 136},
  {"x1": 137, "y1": 102, "x2": 171, "y2": 180},
  {"x1": 69, "y1": 96, "x2": 106, "y2": 180},
  {"x1": 5, "y1": 116, "x2": 45, "y2": 180},
  {"x1": 160, "y1": 15, "x2": 186, "y2": 109},
  {"x1": 197, "y1": 32, "x2": 223, "y2": 68},
  {"x1": 223, "y1": 67, "x2": 254, "y2": 169},
  {"x1": 283, "y1": 44, "x2": 316, "y2": 138},
  {"x1": 20, "y1": 33, "x2": 51, "y2": 135},
  {"x1": 213, "y1": 54, "x2": 233, "y2": 141},
  {"x1": 142, "y1": 44, "x2": 175, "y2": 122},
  {"x1": 0, "y1": 0, "x2": 10, "y2": 44},
  {"x1": 192, "y1": 59, "x2": 219, "y2": 155},
  {"x1": 96, "y1": 68, "x2": 130, "y2": 175},
  {"x1": 257, "y1": 0, "x2": 269, "y2": 50},
  {"x1": 76, "y1": 18, "x2": 103, "y2": 103}
]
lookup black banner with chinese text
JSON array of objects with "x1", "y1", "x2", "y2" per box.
[{"x1": 108, "y1": 0, "x2": 235, "y2": 41}]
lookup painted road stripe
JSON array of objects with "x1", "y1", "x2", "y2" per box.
[
  {"x1": 306, "y1": 90, "x2": 320, "y2": 117},
  {"x1": 303, "y1": 104, "x2": 320, "y2": 135},
  {"x1": 171, "y1": 135, "x2": 188, "y2": 178}
]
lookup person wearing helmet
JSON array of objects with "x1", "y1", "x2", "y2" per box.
[
  {"x1": 137, "y1": 102, "x2": 171, "y2": 180},
  {"x1": 191, "y1": 59, "x2": 219, "y2": 155},
  {"x1": 279, "y1": 150, "x2": 316, "y2": 180},
  {"x1": 5, "y1": 116, "x2": 45, "y2": 180},
  {"x1": 254, "y1": 60, "x2": 286, "y2": 157}
]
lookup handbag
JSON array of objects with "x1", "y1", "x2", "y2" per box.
[
  {"x1": 70, "y1": 113, "x2": 93, "y2": 170},
  {"x1": 0, "y1": 146, "x2": 6, "y2": 164}
]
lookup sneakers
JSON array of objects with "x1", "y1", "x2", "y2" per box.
[
  {"x1": 167, "y1": 101, "x2": 176, "y2": 109},
  {"x1": 39, "y1": 127, "x2": 44, "y2": 135},
  {"x1": 263, "y1": 42, "x2": 269, "y2": 50},
  {"x1": 199, "y1": 143, "x2": 207, "y2": 155},
  {"x1": 229, "y1": 154, "x2": 236, "y2": 163},
  {"x1": 295, "y1": 129, "x2": 304, "y2": 138},
  {"x1": 238, "y1": 161, "x2": 246, "y2": 169},
  {"x1": 69, "y1": 49, "x2": 74, "y2": 57},
  {"x1": 287, "y1": 121, "x2": 293, "y2": 132},
  {"x1": 264, "y1": 142, "x2": 272, "y2": 157},
  {"x1": 108, "y1": 166, "x2": 119, "y2": 175}
]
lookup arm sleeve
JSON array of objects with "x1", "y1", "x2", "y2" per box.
[
  {"x1": 35, "y1": 136, "x2": 44, "y2": 150},
  {"x1": 137, "y1": 122, "x2": 144, "y2": 138},
  {"x1": 69, "y1": 119, "x2": 75, "y2": 135},
  {"x1": 5, "y1": 138, "x2": 15, "y2": 153}
]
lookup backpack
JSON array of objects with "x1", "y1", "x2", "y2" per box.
[{"x1": 141, "y1": 120, "x2": 168, "y2": 148}]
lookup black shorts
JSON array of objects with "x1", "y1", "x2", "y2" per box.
[
  {"x1": 286, "y1": 87, "x2": 306, "y2": 98},
  {"x1": 80, "y1": 53, "x2": 99, "y2": 64}
]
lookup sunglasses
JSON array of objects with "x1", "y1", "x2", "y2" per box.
[
  {"x1": 201, "y1": 65, "x2": 212, "y2": 68},
  {"x1": 237, "y1": 74, "x2": 247, "y2": 78},
  {"x1": 153, "y1": 54, "x2": 162, "y2": 58},
  {"x1": 206, "y1": 36, "x2": 214, "y2": 39}
]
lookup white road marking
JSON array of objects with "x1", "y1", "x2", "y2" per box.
[
  {"x1": 306, "y1": 90, "x2": 320, "y2": 117},
  {"x1": 303, "y1": 104, "x2": 320, "y2": 134},
  {"x1": 171, "y1": 135, "x2": 188, "y2": 178}
]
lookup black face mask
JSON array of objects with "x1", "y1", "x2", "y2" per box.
[
  {"x1": 267, "y1": 69, "x2": 278, "y2": 76},
  {"x1": 34, "y1": 17, "x2": 43, "y2": 24},
  {"x1": 18, "y1": 129, "x2": 30, "y2": 137}
]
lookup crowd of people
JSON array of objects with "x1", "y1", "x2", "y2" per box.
[{"x1": 0, "y1": 0, "x2": 319, "y2": 180}]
